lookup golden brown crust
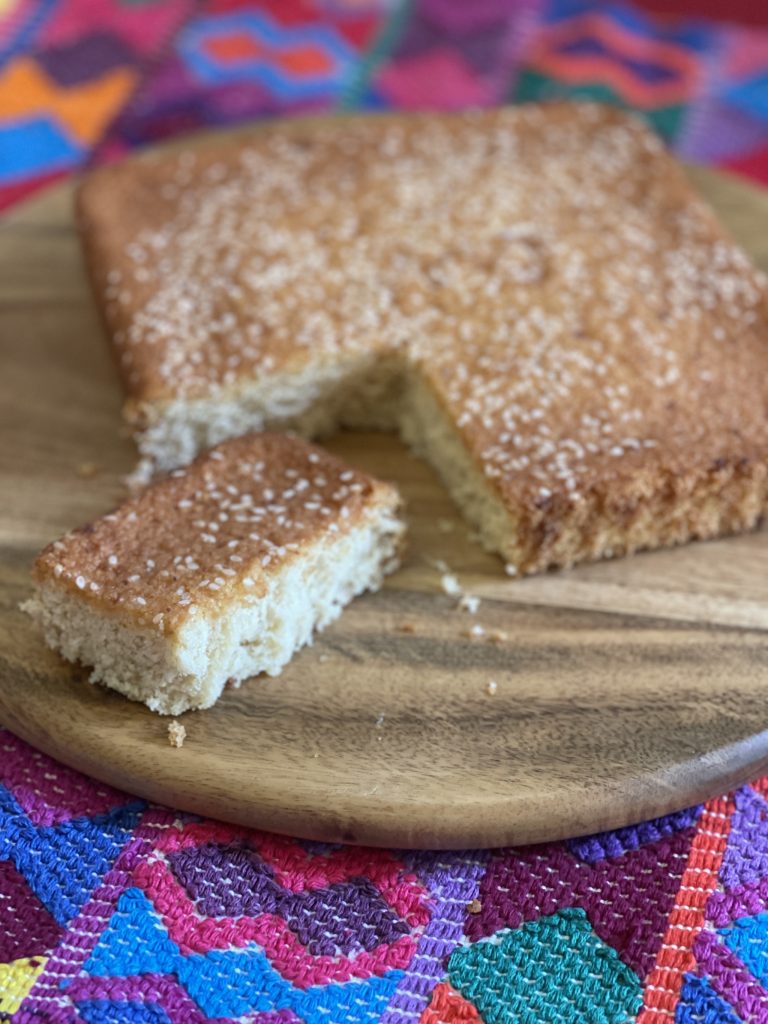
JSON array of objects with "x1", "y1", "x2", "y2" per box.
[
  {"x1": 77, "y1": 104, "x2": 768, "y2": 571},
  {"x1": 33, "y1": 434, "x2": 399, "y2": 631}
]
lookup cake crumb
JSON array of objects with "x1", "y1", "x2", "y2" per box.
[
  {"x1": 487, "y1": 680, "x2": 498, "y2": 695},
  {"x1": 458, "y1": 593, "x2": 480, "y2": 614},
  {"x1": 437, "y1": 518, "x2": 455, "y2": 533},
  {"x1": 167, "y1": 720, "x2": 186, "y2": 748},
  {"x1": 397, "y1": 622, "x2": 416, "y2": 633},
  {"x1": 467, "y1": 899, "x2": 482, "y2": 914},
  {"x1": 464, "y1": 624, "x2": 485, "y2": 638},
  {"x1": 437, "y1": 561, "x2": 481, "y2": 613},
  {"x1": 440, "y1": 572, "x2": 462, "y2": 598},
  {"x1": 488, "y1": 629, "x2": 509, "y2": 643},
  {"x1": 505, "y1": 564, "x2": 518, "y2": 577},
  {"x1": 76, "y1": 462, "x2": 100, "y2": 479}
]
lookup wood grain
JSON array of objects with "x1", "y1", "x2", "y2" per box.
[{"x1": 2, "y1": 138, "x2": 768, "y2": 848}]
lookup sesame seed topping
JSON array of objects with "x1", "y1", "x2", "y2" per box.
[
  {"x1": 82, "y1": 105, "x2": 768, "y2": 578},
  {"x1": 38, "y1": 434, "x2": 380, "y2": 628}
]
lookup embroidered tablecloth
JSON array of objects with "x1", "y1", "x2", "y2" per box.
[{"x1": 3, "y1": 1, "x2": 768, "y2": 1021}]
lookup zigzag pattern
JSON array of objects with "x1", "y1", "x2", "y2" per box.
[
  {"x1": 134, "y1": 856, "x2": 418, "y2": 985},
  {"x1": 0, "y1": 785, "x2": 143, "y2": 926},
  {"x1": 78, "y1": 888, "x2": 403, "y2": 1022},
  {"x1": 0, "y1": 724, "x2": 751, "y2": 1023}
]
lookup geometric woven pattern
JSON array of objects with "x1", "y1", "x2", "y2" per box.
[
  {"x1": 4, "y1": 0, "x2": 768, "y2": 211},
  {"x1": 0, "y1": 727, "x2": 766, "y2": 1023},
  {"x1": 3, "y1": 0, "x2": 768, "y2": 1020}
]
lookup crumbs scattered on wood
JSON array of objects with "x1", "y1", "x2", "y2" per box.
[
  {"x1": 464, "y1": 624, "x2": 485, "y2": 639},
  {"x1": 436, "y1": 560, "x2": 481, "y2": 613},
  {"x1": 397, "y1": 622, "x2": 416, "y2": 633},
  {"x1": 167, "y1": 720, "x2": 186, "y2": 747},
  {"x1": 440, "y1": 572, "x2": 462, "y2": 598}
]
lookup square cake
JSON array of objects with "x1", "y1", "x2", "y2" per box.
[{"x1": 77, "y1": 104, "x2": 768, "y2": 575}]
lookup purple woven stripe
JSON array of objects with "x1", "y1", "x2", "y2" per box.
[
  {"x1": 0, "y1": 859, "x2": 63, "y2": 960},
  {"x1": 12, "y1": 1007, "x2": 81, "y2": 1023},
  {"x1": 66, "y1": 972, "x2": 249, "y2": 1024},
  {"x1": 720, "y1": 787, "x2": 768, "y2": 892},
  {"x1": 693, "y1": 929, "x2": 768, "y2": 1022},
  {"x1": 36, "y1": 32, "x2": 137, "y2": 87},
  {"x1": 708, "y1": 876, "x2": 768, "y2": 928},
  {"x1": 468, "y1": 829, "x2": 693, "y2": 980},
  {"x1": 567, "y1": 805, "x2": 702, "y2": 863},
  {"x1": 167, "y1": 843, "x2": 408, "y2": 956},
  {"x1": 21, "y1": 807, "x2": 179, "y2": 1015},
  {"x1": 379, "y1": 851, "x2": 488, "y2": 1024}
]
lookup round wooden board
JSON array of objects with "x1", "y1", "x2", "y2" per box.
[{"x1": 3, "y1": 141, "x2": 768, "y2": 849}]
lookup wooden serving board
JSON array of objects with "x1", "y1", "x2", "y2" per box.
[{"x1": 3, "y1": 144, "x2": 768, "y2": 849}]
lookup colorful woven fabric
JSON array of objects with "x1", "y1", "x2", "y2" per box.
[
  {"x1": 0, "y1": 727, "x2": 766, "y2": 1022},
  {"x1": 3, "y1": 0, "x2": 768, "y2": 209},
  {"x1": 4, "y1": 1, "x2": 768, "y2": 1021}
]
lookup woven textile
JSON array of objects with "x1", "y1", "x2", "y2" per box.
[
  {"x1": 2, "y1": 727, "x2": 768, "y2": 1023},
  {"x1": 4, "y1": 0, "x2": 768, "y2": 1022},
  {"x1": 4, "y1": 0, "x2": 768, "y2": 210}
]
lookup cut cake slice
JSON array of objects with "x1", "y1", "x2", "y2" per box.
[{"x1": 24, "y1": 434, "x2": 404, "y2": 714}]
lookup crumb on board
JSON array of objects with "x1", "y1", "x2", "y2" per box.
[
  {"x1": 487, "y1": 680, "x2": 498, "y2": 696},
  {"x1": 76, "y1": 462, "x2": 100, "y2": 479},
  {"x1": 318, "y1": 653, "x2": 330, "y2": 662},
  {"x1": 465, "y1": 624, "x2": 485, "y2": 638},
  {"x1": 488, "y1": 629, "x2": 509, "y2": 643},
  {"x1": 437, "y1": 518, "x2": 455, "y2": 533},
  {"x1": 505, "y1": 564, "x2": 518, "y2": 577},
  {"x1": 375, "y1": 714, "x2": 385, "y2": 729},
  {"x1": 440, "y1": 572, "x2": 462, "y2": 598},
  {"x1": 467, "y1": 899, "x2": 483, "y2": 914},
  {"x1": 167, "y1": 720, "x2": 186, "y2": 748},
  {"x1": 397, "y1": 622, "x2": 416, "y2": 633},
  {"x1": 436, "y1": 560, "x2": 481, "y2": 613}
]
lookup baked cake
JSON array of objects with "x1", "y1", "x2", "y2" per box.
[
  {"x1": 24, "y1": 434, "x2": 404, "y2": 714},
  {"x1": 77, "y1": 104, "x2": 768, "y2": 576}
]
